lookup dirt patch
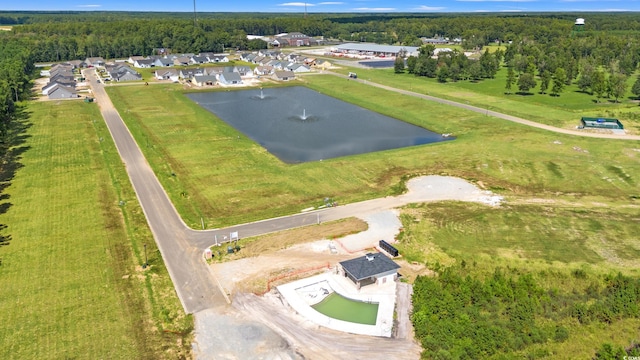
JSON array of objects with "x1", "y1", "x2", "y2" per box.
[{"x1": 225, "y1": 217, "x2": 367, "y2": 259}]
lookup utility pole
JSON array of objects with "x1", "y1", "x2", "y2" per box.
[{"x1": 193, "y1": 0, "x2": 197, "y2": 27}]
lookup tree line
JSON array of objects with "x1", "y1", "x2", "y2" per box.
[
  {"x1": 2, "y1": 12, "x2": 640, "y2": 63},
  {"x1": 0, "y1": 35, "x2": 35, "y2": 262}
]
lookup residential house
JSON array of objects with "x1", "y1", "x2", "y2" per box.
[
  {"x1": 253, "y1": 66, "x2": 273, "y2": 76},
  {"x1": 173, "y1": 56, "x2": 191, "y2": 66},
  {"x1": 272, "y1": 70, "x2": 295, "y2": 81},
  {"x1": 209, "y1": 55, "x2": 229, "y2": 63},
  {"x1": 192, "y1": 75, "x2": 217, "y2": 87},
  {"x1": 179, "y1": 68, "x2": 205, "y2": 79},
  {"x1": 133, "y1": 58, "x2": 155, "y2": 68},
  {"x1": 65, "y1": 60, "x2": 85, "y2": 68},
  {"x1": 106, "y1": 64, "x2": 142, "y2": 82},
  {"x1": 218, "y1": 72, "x2": 243, "y2": 85},
  {"x1": 315, "y1": 59, "x2": 332, "y2": 70},
  {"x1": 154, "y1": 69, "x2": 179, "y2": 81},
  {"x1": 46, "y1": 83, "x2": 78, "y2": 99},
  {"x1": 287, "y1": 63, "x2": 311, "y2": 73},
  {"x1": 85, "y1": 57, "x2": 105, "y2": 67},
  {"x1": 128, "y1": 56, "x2": 146, "y2": 64},
  {"x1": 152, "y1": 58, "x2": 174, "y2": 67},
  {"x1": 233, "y1": 65, "x2": 252, "y2": 77},
  {"x1": 338, "y1": 253, "x2": 400, "y2": 289},
  {"x1": 190, "y1": 55, "x2": 209, "y2": 65}
]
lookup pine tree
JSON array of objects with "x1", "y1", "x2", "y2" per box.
[
  {"x1": 551, "y1": 68, "x2": 566, "y2": 96},
  {"x1": 505, "y1": 66, "x2": 515, "y2": 94},
  {"x1": 631, "y1": 76, "x2": 640, "y2": 100}
]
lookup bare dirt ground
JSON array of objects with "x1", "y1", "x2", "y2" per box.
[{"x1": 193, "y1": 176, "x2": 505, "y2": 360}]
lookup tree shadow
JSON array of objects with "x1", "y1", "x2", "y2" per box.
[
  {"x1": 516, "y1": 91, "x2": 534, "y2": 96},
  {"x1": 0, "y1": 104, "x2": 33, "y2": 253}
]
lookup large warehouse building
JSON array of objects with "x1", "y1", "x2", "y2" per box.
[{"x1": 330, "y1": 43, "x2": 420, "y2": 58}]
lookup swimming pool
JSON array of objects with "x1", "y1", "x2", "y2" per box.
[{"x1": 312, "y1": 292, "x2": 379, "y2": 325}]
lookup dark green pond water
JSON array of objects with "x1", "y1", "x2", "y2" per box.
[
  {"x1": 187, "y1": 86, "x2": 453, "y2": 164},
  {"x1": 312, "y1": 292, "x2": 379, "y2": 325}
]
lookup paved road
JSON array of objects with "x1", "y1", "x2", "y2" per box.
[
  {"x1": 85, "y1": 70, "x2": 227, "y2": 313},
  {"x1": 322, "y1": 71, "x2": 640, "y2": 141}
]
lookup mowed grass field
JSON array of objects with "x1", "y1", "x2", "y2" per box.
[
  {"x1": 107, "y1": 77, "x2": 640, "y2": 229},
  {"x1": 333, "y1": 65, "x2": 640, "y2": 133},
  {"x1": 0, "y1": 100, "x2": 190, "y2": 359}
]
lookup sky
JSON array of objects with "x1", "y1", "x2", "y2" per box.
[{"x1": 4, "y1": 0, "x2": 640, "y2": 13}]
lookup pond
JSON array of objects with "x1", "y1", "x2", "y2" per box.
[
  {"x1": 312, "y1": 292, "x2": 379, "y2": 325},
  {"x1": 187, "y1": 86, "x2": 453, "y2": 164}
]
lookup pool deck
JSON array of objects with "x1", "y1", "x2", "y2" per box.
[{"x1": 276, "y1": 270, "x2": 396, "y2": 337}]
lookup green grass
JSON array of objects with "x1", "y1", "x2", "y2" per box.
[
  {"x1": 106, "y1": 77, "x2": 640, "y2": 230},
  {"x1": 330, "y1": 66, "x2": 640, "y2": 133},
  {"x1": 0, "y1": 100, "x2": 190, "y2": 359},
  {"x1": 396, "y1": 202, "x2": 640, "y2": 269}
]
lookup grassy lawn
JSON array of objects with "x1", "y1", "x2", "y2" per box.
[
  {"x1": 106, "y1": 76, "x2": 640, "y2": 230},
  {"x1": 0, "y1": 100, "x2": 190, "y2": 359},
  {"x1": 330, "y1": 66, "x2": 640, "y2": 133}
]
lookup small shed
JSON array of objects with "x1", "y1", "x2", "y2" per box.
[
  {"x1": 580, "y1": 117, "x2": 623, "y2": 130},
  {"x1": 338, "y1": 252, "x2": 400, "y2": 289}
]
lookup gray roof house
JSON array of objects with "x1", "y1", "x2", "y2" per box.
[
  {"x1": 218, "y1": 72, "x2": 243, "y2": 85},
  {"x1": 46, "y1": 83, "x2": 78, "y2": 99},
  {"x1": 209, "y1": 55, "x2": 229, "y2": 63},
  {"x1": 234, "y1": 66, "x2": 252, "y2": 76},
  {"x1": 153, "y1": 58, "x2": 174, "y2": 67},
  {"x1": 338, "y1": 253, "x2": 400, "y2": 289},
  {"x1": 192, "y1": 75, "x2": 217, "y2": 86},
  {"x1": 173, "y1": 56, "x2": 191, "y2": 66},
  {"x1": 155, "y1": 69, "x2": 179, "y2": 81},
  {"x1": 273, "y1": 70, "x2": 295, "y2": 81},
  {"x1": 254, "y1": 66, "x2": 273, "y2": 76},
  {"x1": 190, "y1": 56, "x2": 209, "y2": 64},
  {"x1": 107, "y1": 65, "x2": 142, "y2": 82},
  {"x1": 85, "y1": 57, "x2": 105, "y2": 67},
  {"x1": 134, "y1": 58, "x2": 155, "y2": 68},
  {"x1": 287, "y1": 63, "x2": 311, "y2": 73},
  {"x1": 179, "y1": 68, "x2": 205, "y2": 79}
]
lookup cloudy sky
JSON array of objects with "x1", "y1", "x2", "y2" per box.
[{"x1": 4, "y1": 0, "x2": 639, "y2": 12}]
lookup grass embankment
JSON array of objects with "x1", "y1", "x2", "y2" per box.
[
  {"x1": 0, "y1": 101, "x2": 190, "y2": 359},
  {"x1": 331, "y1": 65, "x2": 640, "y2": 133},
  {"x1": 107, "y1": 77, "x2": 639, "y2": 230}
]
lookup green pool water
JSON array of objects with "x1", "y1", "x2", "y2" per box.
[{"x1": 312, "y1": 292, "x2": 379, "y2": 325}]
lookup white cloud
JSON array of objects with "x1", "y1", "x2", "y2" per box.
[
  {"x1": 353, "y1": 7, "x2": 396, "y2": 10},
  {"x1": 278, "y1": 2, "x2": 315, "y2": 6},
  {"x1": 414, "y1": 5, "x2": 446, "y2": 10},
  {"x1": 77, "y1": 4, "x2": 101, "y2": 7}
]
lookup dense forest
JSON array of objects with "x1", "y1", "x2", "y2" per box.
[{"x1": 412, "y1": 264, "x2": 640, "y2": 359}]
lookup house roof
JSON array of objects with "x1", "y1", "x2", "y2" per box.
[
  {"x1": 219, "y1": 72, "x2": 242, "y2": 82},
  {"x1": 333, "y1": 43, "x2": 419, "y2": 55},
  {"x1": 47, "y1": 83, "x2": 77, "y2": 97},
  {"x1": 194, "y1": 75, "x2": 218, "y2": 83},
  {"x1": 339, "y1": 253, "x2": 400, "y2": 282},
  {"x1": 274, "y1": 70, "x2": 295, "y2": 79}
]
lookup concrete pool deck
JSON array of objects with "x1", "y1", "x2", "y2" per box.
[{"x1": 277, "y1": 271, "x2": 396, "y2": 337}]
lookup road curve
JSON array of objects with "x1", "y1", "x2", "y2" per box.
[{"x1": 323, "y1": 71, "x2": 640, "y2": 141}]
